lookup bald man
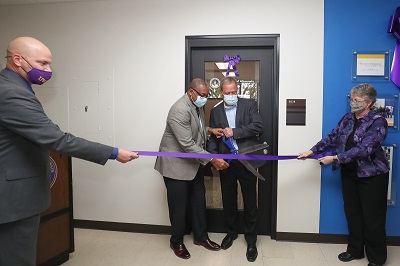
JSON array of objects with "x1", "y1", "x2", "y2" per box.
[{"x1": 0, "y1": 37, "x2": 138, "y2": 265}]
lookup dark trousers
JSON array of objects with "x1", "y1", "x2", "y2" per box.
[
  {"x1": 220, "y1": 160, "x2": 257, "y2": 245},
  {"x1": 341, "y1": 171, "x2": 389, "y2": 265},
  {"x1": 0, "y1": 214, "x2": 41, "y2": 266},
  {"x1": 163, "y1": 166, "x2": 208, "y2": 245}
]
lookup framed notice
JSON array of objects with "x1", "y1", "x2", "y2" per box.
[{"x1": 351, "y1": 51, "x2": 390, "y2": 82}]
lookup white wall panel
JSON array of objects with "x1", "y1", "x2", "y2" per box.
[{"x1": 69, "y1": 67, "x2": 114, "y2": 145}]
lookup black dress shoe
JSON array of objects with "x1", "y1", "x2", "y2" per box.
[
  {"x1": 246, "y1": 244, "x2": 258, "y2": 262},
  {"x1": 338, "y1": 251, "x2": 364, "y2": 262},
  {"x1": 221, "y1": 234, "x2": 238, "y2": 250},
  {"x1": 368, "y1": 263, "x2": 381, "y2": 266},
  {"x1": 170, "y1": 242, "x2": 190, "y2": 259},
  {"x1": 193, "y1": 238, "x2": 221, "y2": 251}
]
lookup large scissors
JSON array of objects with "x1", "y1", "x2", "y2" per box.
[{"x1": 221, "y1": 136, "x2": 269, "y2": 181}]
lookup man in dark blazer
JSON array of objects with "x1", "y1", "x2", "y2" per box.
[
  {"x1": 0, "y1": 37, "x2": 138, "y2": 266},
  {"x1": 207, "y1": 77, "x2": 264, "y2": 262},
  {"x1": 155, "y1": 78, "x2": 229, "y2": 259}
]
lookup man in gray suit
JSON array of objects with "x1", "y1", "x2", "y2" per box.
[
  {"x1": 155, "y1": 78, "x2": 229, "y2": 259},
  {"x1": 207, "y1": 77, "x2": 264, "y2": 262},
  {"x1": 0, "y1": 37, "x2": 139, "y2": 266}
]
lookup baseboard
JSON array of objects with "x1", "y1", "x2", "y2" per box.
[
  {"x1": 276, "y1": 232, "x2": 400, "y2": 246},
  {"x1": 73, "y1": 219, "x2": 171, "y2": 235},
  {"x1": 73, "y1": 220, "x2": 400, "y2": 246}
]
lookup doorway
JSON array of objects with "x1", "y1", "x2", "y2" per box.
[{"x1": 185, "y1": 35, "x2": 279, "y2": 238}]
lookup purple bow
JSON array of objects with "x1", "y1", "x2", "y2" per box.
[
  {"x1": 224, "y1": 55, "x2": 241, "y2": 76},
  {"x1": 388, "y1": 7, "x2": 400, "y2": 89}
]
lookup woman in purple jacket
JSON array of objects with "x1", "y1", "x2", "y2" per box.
[{"x1": 298, "y1": 83, "x2": 389, "y2": 266}]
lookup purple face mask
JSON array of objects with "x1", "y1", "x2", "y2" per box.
[{"x1": 22, "y1": 57, "x2": 52, "y2": 85}]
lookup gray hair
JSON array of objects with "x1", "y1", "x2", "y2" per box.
[
  {"x1": 350, "y1": 83, "x2": 377, "y2": 106},
  {"x1": 220, "y1": 77, "x2": 238, "y2": 89}
]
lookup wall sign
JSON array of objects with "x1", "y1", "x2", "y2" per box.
[
  {"x1": 356, "y1": 54, "x2": 385, "y2": 76},
  {"x1": 351, "y1": 51, "x2": 390, "y2": 81},
  {"x1": 286, "y1": 99, "x2": 306, "y2": 126}
]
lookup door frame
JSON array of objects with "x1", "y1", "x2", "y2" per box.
[{"x1": 185, "y1": 34, "x2": 280, "y2": 239}]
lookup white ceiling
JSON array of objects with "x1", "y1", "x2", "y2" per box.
[{"x1": 0, "y1": 0, "x2": 104, "y2": 5}]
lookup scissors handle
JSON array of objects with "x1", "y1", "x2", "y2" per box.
[
  {"x1": 222, "y1": 137, "x2": 238, "y2": 163},
  {"x1": 220, "y1": 137, "x2": 266, "y2": 181}
]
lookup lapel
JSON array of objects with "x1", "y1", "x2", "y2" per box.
[
  {"x1": 217, "y1": 102, "x2": 230, "y2": 128},
  {"x1": 198, "y1": 107, "x2": 206, "y2": 142},
  {"x1": 235, "y1": 98, "x2": 243, "y2": 127},
  {"x1": 184, "y1": 95, "x2": 206, "y2": 141}
]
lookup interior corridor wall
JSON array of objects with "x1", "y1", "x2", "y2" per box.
[
  {"x1": 0, "y1": 0, "x2": 324, "y2": 234},
  {"x1": 322, "y1": 0, "x2": 400, "y2": 236}
]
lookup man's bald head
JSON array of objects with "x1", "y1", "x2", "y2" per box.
[
  {"x1": 7, "y1": 37, "x2": 51, "y2": 58},
  {"x1": 5, "y1": 37, "x2": 52, "y2": 83}
]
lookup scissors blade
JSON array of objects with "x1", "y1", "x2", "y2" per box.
[
  {"x1": 239, "y1": 159, "x2": 266, "y2": 181},
  {"x1": 238, "y1": 143, "x2": 269, "y2": 155}
]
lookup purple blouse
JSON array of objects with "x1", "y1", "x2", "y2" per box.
[{"x1": 311, "y1": 110, "x2": 389, "y2": 178}]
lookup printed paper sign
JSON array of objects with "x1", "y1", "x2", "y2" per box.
[{"x1": 357, "y1": 54, "x2": 385, "y2": 76}]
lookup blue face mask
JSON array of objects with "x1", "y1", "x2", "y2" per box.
[
  {"x1": 224, "y1": 95, "x2": 238, "y2": 106},
  {"x1": 193, "y1": 95, "x2": 207, "y2": 107}
]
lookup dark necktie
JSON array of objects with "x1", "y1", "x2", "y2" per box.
[{"x1": 196, "y1": 107, "x2": 205, "y2": 147}]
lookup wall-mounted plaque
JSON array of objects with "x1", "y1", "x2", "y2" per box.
[
  {"x1": 352, "y1": 51, "x2": 390, "y2": 81},
  {"x1": 286, "y1": 99, "x2": 306, "y2": 126}
]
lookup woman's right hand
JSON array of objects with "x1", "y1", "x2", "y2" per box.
[{"x1": 297, "y1": 150, "x2": 313, "y2": 159}]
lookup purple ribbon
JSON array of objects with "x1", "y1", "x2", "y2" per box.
[
  {"x1": 134, "y1": 150, "x2": 332, "y2": 161},
  {"x1": 388, "y1": 7, "x2": 400, "y2": 88},
  {"x1": 224, "y1": 55, "x2": 241, "y2": 76}
]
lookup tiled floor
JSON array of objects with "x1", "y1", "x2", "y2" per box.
[{"x1": 63, "y1": 229, "x2": 400, "y2": 266}]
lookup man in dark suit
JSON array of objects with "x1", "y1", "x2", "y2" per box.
[
  {"x1": 155, "y1": 78, "x2": 229, "y2": 259},
  {"x1": 0, "y1": 37, "x2": 139, "y2": 266},
  {"x1": 207, "y1": 77, "x2": 264, "y2": 262}
]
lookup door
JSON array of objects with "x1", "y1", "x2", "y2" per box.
[{"x1": 185, "y1": 35, "x2": 279, "y2": 237}]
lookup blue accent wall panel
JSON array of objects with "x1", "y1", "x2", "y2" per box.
[{"x1": 322, "y1": 0, "x2": 400, "y2": 235}]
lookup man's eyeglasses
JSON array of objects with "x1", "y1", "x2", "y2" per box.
[{"x1": 191, "y1": 87, "x2": 209, "y2": 98}]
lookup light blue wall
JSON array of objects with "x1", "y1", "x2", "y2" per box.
[{"x1": 322, "y1": 0, "x2": 400, "y2": 235}]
